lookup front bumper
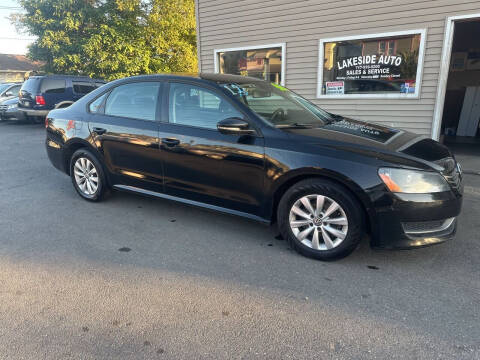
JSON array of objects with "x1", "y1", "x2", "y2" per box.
[
  {"x1": 370, "y1": 189, "x2": 463, "y2": 249},
  {"x1": 0, "y1": 108, "x2": 26, "y2": 121}
]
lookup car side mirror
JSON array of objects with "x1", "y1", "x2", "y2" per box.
[{"x1": 217, "y1": 117, "x2": 256, "y2": 135}]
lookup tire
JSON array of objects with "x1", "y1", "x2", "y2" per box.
[
  {"x1": 70, "y1": 148, "x2": 108, "y2": 202},
  {"x1": 277, "y1": 178, "x2": 364, "y2": 261}
]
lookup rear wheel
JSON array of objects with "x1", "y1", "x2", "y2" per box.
[
  {"x1": 70, "y1": 149, "x2": 108, "y2": 201},
  {"x1": 278, "y1": 178, "x2": 364, "y2": 260}
]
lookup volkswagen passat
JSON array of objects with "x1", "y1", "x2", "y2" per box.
[{"x1": 46, "y1": 74, "x2": 463, "y2": 260}]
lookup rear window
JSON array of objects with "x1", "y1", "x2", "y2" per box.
[
  {"x1": 73, "y1": 81, "x2": 95, "y2": 94},
  {"x1": 40, "y1": 79, "x2": 66, "y2": 94},
  {"x1": 21, "y1": 78, "x2": 41, "y2": 94},
  {"x1": 105, "y1": 82, "x2": 160, "y2": 121}
]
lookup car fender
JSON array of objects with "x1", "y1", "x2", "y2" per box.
[{"x1": 266, "y1": 167, "x2": 377, "y2": 230}]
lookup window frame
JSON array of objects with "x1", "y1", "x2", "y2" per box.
[
  {"x1": 164, "y1": 80, "x2": 262, "y2": 136},
  {"x1": 40, "y1": 78, "x2": 67, "y2": 94},
  {"x1": 214, "y1": 43, "x2": 286, "y2": 86},
  {"x1": 87, "y1": 80, "x2": 164, "y2": 123},
  {"x1": 317, "y1": 29, "x2": 427, "y2": 99},
  {"x1": 72, "y1": 80, "x2": 96, "y2": 95},
  {"x1": 4, "y1": 85, "x2": 20, "y2": 96}
]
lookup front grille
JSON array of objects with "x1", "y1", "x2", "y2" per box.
[
  {"x1": 402, "y1": 217, "x2": 456, "y2": 235},
  {"x1": 0, "y1": 105, "x2": 7, "y2": 111}
]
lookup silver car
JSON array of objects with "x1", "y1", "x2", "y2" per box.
[{"x1": 0, "y1": 83, "x2": 22, "y2": 104}]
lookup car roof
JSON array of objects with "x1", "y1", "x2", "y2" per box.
[
  {"x1": 117, "y1": 73, "x2": 268, "y2": 85},
  {"x1": 27, "y1": 75, "x2": 104, "y2": 81}
]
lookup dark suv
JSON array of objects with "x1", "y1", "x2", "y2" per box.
[
  {"x1": 18, "y1": 75, "x2": 105, "y2": 123},
  {"x1": 45, "y1": 74, "x2": 463, "y2": 261}
]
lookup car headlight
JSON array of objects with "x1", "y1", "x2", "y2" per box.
[
  {"x1": 7, "y1": 104, "x2": 17, "y2": 110},
  {"x1": 378, "y1": 168, "x2": 450, "y2": 193}
]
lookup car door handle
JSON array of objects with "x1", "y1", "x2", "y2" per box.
[
  {"x1": 161, "y1": 138, "x2": 180, "y2": 147},
  {"x1": 92, "y1": 127, "x2": 107, "y2": 135}
]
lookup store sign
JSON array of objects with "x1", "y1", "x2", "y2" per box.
[
  {"x1": 320, "y1": 32, "x2": 423, "y2": 96},
  {"x1": 336, "y1": 55, "x2": 403, "y2": 79}
]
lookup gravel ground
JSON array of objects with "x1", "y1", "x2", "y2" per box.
[{"x1": 0, "y1": 121, "x2": 479, "y2": 359}]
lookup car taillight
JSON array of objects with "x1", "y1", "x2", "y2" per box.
[{"x1": 36, "y1": 95, "x2": 46, "y2": 105}]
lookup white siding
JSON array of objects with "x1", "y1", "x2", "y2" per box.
[{"x1": 196, "y1": 0, "x2": 480, "y2": 136}]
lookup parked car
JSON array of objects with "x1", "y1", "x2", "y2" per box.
[
  {"x1": 45, "y1": 74, "x2": 463, "y2": 260},
  {"x1": 0, "y1": 82, "x2": 22, "y2": 104},
  {"x1": 18, "y1": 75, "x2": 105, "y2": 123},
  {"x1": 0, "y1": 97, "x2": 25, "y2": 122}
]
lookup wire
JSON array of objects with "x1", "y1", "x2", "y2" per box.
[{"x1": 0, "y1": 37, "x2": 36, "y2": 41}]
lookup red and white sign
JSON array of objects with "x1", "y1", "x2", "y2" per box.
[{"x1": 326, "y1": 81, "x2": 344, "y2": 95}]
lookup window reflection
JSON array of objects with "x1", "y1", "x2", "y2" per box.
[{"x1": 218, "y1": 47, "x2": 282, "y2": 84}]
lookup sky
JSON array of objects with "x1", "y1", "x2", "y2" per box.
[{"x1": 0, "y1": 0, "x2": 35, "y2": 55}]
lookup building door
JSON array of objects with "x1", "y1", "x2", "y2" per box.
[{"x1": 435, "y1": 16, "x2": 480, "y2": 171}]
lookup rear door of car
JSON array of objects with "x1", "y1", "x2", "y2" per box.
[
  {"x1": 159, "y1": 81, "x2": 266, "y2": 217},
  {"x1": 88, "y1": 80, "x2": 164, "y2": 193}
]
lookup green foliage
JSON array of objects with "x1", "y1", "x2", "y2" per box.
[
  {"x1": 399, "y1": 50, "x2": 419, "y2": 80},
  {"x1": 11, "y1": 0, "x2": 197, "y2": 80}
]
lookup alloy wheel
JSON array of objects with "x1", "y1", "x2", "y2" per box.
[
  {"x1": 289, "y1": 194, "x2": 348, "y2": 251},
  {"x1": 73, "y1": 157, "x2": 99, "y2": 196}
]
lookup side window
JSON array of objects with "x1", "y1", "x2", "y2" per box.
[
  {"x1": 41, "y1": 79, "x2": 66, "y2": 94},
  {"x1": 105, "y1": 82, "x2": 160, "y2": 121},
  {"x1": 169, "y1": 83, "x2": 242, "y2": 130},
  {"x1": 73, "y1": 81, "x2": 96, "y2": 94},
  {"x1": 6, "y1": 85, "x2": 21, "y2": 96},
  {"x1": 89, "y1": 93, "x2": 108, "y2": 113}
]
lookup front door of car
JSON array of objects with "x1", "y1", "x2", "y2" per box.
[
  {"x1": 159, "y1": 82, "x2": 266, "y2": 217},
  {"x1": 88, "y1": 81, "x2": 164, "y2": 193}
]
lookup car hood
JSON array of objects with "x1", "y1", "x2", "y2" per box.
[
  {"x1": 0, "y1": 96, "x2": 16, "y2": 104},
  {"x1": 1, "y1": 97, "x2": 18, "y2": 106},
  {"x1": 283, "y1": 116, "x2": 452, "y2": 168}
]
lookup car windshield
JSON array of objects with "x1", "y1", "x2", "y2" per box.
[
  {"x1": 220, "y1": 82, "x2": 336, "y2": 127},
  {"x1": 0, "y1": 84, "x2": 10, "y2": 93}
]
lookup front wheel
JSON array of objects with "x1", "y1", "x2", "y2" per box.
[
  {"x1": 70, "y1": 149, "x2": 108, "y2": 202},
  {"x1": 278, "y1": 179, "x2": 364, "y2": 260}
]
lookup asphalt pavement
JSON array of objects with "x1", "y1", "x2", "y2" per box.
[{"x1": 0, "y1": 121, "x2": 479, "y2": 359}]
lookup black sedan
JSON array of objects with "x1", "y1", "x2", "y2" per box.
[{"x1": 45, "y1": 74, "x2": 463, "y2": 260}]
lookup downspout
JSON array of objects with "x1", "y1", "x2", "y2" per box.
[{"x1": 195, "y1": 0, "x2": 202, "y2": 73}]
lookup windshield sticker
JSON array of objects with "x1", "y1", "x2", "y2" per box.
[
  {"x1": 271, "y1": 83, "x2": 288, "y2": 91},
  {"x1": 222, "y1": 84, "x2": 248, "y2": 96},
  {"x1": 323, "y1": 119, "x2": 400, "y2": 144}
]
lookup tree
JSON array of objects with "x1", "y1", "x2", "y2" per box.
[{"x1": 11, "y1": 0, "x2": 197, "y2": 80}]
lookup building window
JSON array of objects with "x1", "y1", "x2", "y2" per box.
[
  {"x1": 215, "y1": 43, "x2": 285, "y2": 85},
  {"x1": 318, "y1": 30, "x2": 426, "y2": 98}
]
